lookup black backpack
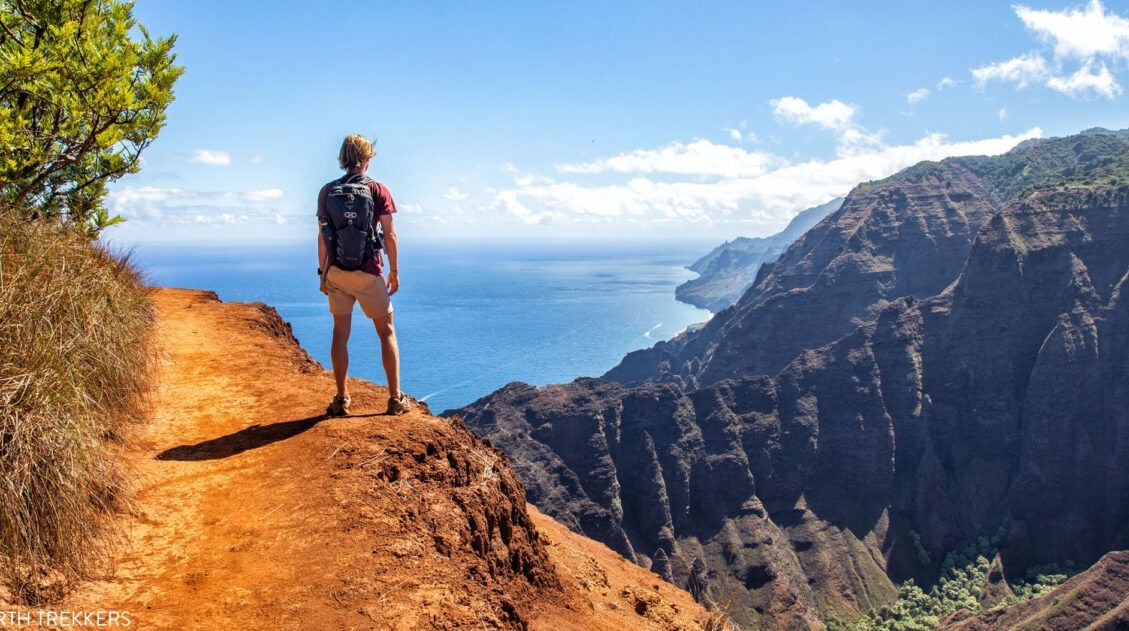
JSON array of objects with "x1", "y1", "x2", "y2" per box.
[{"x1": 323, "y1": 174, "x2": 383, "y2": 271}]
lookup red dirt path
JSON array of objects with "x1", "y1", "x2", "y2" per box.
[{"x1": 32, "y1": 288, "x2": 711, "y2": 630}]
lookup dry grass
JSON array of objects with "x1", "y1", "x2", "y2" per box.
[{"x1": 0, "y1": 210, "x2": 156, "y2": 603}]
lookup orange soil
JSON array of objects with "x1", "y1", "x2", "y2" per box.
[{"x1": 21, "y1": 288, "x2": 711, "y2": 630}]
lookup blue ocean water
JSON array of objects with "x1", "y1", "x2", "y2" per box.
[{"x1": 132, "y1": 239, "x2": 712, "y2": 412}]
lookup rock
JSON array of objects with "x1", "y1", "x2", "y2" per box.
[
  {"x1": 977, "y1": 554, "x2": 1014, "y2": 608},
  {"x1": 651, "y1": 548, "x2": 674, "y2": 583}
]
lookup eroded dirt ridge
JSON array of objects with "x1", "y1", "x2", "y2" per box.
[{"x1": 12, "y1": 289, "x2": 710, "y2": 630}]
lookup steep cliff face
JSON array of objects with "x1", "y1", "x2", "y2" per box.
[
  {"x1": 676, "y1": 197, "x2": 844, "y2": 313},
  {"x1": 605, "y1": 132, "x2": 1129, "y2": 389},
  {"x1": 451, "y1": 130, "x2": 1129, "y2": 628}
]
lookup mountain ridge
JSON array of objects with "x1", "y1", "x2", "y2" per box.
[
  {"x1": 676, "y1": 197, "x2": 845, "y2": 313},
  {"x1": 449, "y1": 128, "x2": 1129, "y2": 628},
  {"x1": 603, "y1": 129, "x2": 1129, "y2": 388}
]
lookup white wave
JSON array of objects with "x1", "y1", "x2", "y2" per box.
[{"x1": 419, "y1": 377, "x2": 478, "y2": 403}]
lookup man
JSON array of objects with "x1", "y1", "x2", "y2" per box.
[{"x1": 317, "y1": 133, "x2": 411, "y2": 416}]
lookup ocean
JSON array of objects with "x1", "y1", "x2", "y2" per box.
[{"x1": 131, "y1": 239, "x2": 712, "y2": 413}]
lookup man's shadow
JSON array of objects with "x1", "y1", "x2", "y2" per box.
[{"x1": 156, "y1": 412, "x2": 384, "y2": 461}]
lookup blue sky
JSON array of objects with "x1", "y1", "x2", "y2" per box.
[{"x1": 106, "y1": 0, "x2": 1129, "y2": 244}]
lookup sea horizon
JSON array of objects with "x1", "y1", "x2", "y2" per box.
[{"x1": 125, "y1": 237, "x2": 716, "y2": 412}]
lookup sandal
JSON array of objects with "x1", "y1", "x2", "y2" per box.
[{"x1": 326, "y1": 395, "x2": 351, "y2": 417}]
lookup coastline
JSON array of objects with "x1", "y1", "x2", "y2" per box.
[{"x1": 128, "y1": 240, "x2": 711, "y2": 411}]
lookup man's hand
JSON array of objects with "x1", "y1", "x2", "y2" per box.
[
  {"x1": 386, "y1": 270, "x2": 399, "y2": 296},
  {"x1": 317, "y1": 231, "x2": 331, "y2": 295}
]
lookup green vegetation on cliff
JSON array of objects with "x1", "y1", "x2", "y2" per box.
[
  {"x1": 837, "y1": 532, "x2": 1072, "y2": 631},
  {"x1": 870, "y1": 129, "x2": 1129, "y2": 204}
]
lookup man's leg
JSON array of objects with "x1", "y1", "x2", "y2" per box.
[
  {"x1": 373, "y1": 312, "x2": 401, "y2": 400},
  {"x1": 331, "y1": 313, "x2": 353, "y2": 399}
]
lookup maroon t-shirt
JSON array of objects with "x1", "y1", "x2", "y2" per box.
[{"x1": 317, "y1": 175, "x2": 396, "y2": 276}]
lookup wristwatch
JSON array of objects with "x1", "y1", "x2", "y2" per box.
[{"x1": 317, "y1": 268, "x2": 323, "y2": 276}]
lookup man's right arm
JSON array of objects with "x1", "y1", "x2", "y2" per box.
[{"x1": 317, "y1": 185, "x2": 330, "y2": 294}]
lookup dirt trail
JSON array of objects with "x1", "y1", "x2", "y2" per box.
[{"x1": 47, "y1": 288, "x2": 709, "y2": 630}]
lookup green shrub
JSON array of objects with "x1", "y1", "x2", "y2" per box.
[
  {"x1": 0, "y1": 209, "x2": 155, "y2": 603},
  {"x1": 844, "y1": 530, "x2": 1071, "y2": 631}
]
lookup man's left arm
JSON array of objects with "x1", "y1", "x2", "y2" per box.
[{"x1": 380, "y1": 213, "x2": 398, "y2": 296}]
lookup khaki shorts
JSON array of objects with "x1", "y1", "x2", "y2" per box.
[{"x1": 325, "y1": 267, "x2": 392, "y2": 319}]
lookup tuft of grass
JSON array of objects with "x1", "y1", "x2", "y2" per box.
[
  {"x1": 0, "y1": 210, "x2": 156, "y2": 603},
  {"x1": 701, "y1": 600, "x2": 735, "y2": 631}
]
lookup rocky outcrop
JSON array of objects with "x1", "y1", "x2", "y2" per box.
[
  {"x1": 450, "y1": 130, "x2": 1129, "y2": 628},
  {"x1": 676, "y1": 197, "x2": 844, "y2": 312},
  {"x1": 940, "y1": 551, "x2": 1129, "y2": 630}
]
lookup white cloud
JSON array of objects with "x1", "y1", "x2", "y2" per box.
[
  {"x1": 723, "y1": 126, "x2": 758, "y2": 143},
  {"x1": 187, "y1": 149, "x2": 233, "y2": 166},
  {"x1": 937, "y1": 76, "x2": 958, "y2": 90},
  {"x1": 1045, "y1": 59, "x2": 1121, "y2": 98},
  {"x1": 1016, "y1": 0, "x2": 1129, "y2": 60},
  {"x1": 245, "y1": 188, "x2": 284, "y2": 202},
  {"x1": 513, "y1": 173, "x2": 554, "y2": 186},
  {"x1": 998, "y1": 107, "x2": 1009, "y2": 122},
  {"x1": 557, "y1": 138, "x2": 783, "y2": 179},
  {"x1": 442, "y1": 186, "x2": 469, "y2": 201},
  {"x1": 907, "y1": 88, "x2": 930, "y2": 105},
  {"x1": 107, "y1": 186, "x2": 289, "y2": 226},
  {"x1": 770, "y1": 96, "x2": 857, "y2": 131},
  {"x1": 771, "y1": 96, "x2": 884, "y2": 156},
  {"x1": 972, "y1": 1, "x2": 1128, "y2": 99},
  {"x1": 391, "y1": 201, "x2": 456, "y2": 228},
  {"x1": 972, "y1": 52, "x2": 1051, "y2": 89},
  {"x1": 486, "y1": 128, "x2": 1042, "y2": 229}
]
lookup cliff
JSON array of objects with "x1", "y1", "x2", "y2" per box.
[
  {"x1": 11, "y1": 289, "x2": 711, "y2": 630},
  {"x1": 676, "y1": 197, "x2": 844, "y2": 313},
  {"x1": 450, "y1": 129, "x2": 1129, "y2": 628}
]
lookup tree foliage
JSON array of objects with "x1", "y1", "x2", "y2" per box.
[
  {"x1": 0, "y1": 0, "x2": 182, "y2": 235},
  {"x1": 829, "y1": 529, "x2": 1073, "y2": 631}
]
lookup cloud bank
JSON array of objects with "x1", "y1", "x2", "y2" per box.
[
  {"x1": 487, "y1": 98, "x2": 1041, "y2": 233},
  {"x1": 107, "y1": 186, "x2": 289, "y2": 227}
]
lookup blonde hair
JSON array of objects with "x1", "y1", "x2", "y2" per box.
[{"x1": 338, "y1": 133, "x2": 376, "y2": 170}]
